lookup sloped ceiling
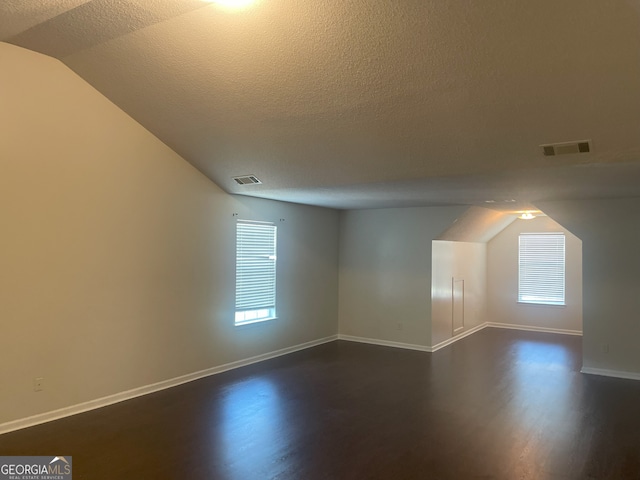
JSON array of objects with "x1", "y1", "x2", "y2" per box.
[
  {"x1": 3, "y1": 0, "x2": 640, "y2": 209},
  {"x1": 436, "y1": 207, "x2": 517, "y2": 244}
]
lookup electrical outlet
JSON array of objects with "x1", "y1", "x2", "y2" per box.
[
  {"x1": 396, "y1": 323, "x2": 403, "y2": 331},
  {"x1": 600, "y1": 344, "x2": 609, "y2": 354},
  {"x1": 34, "y1": 377, "x2": 44, "y2": 392}
]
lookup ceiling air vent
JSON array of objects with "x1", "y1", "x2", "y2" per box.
[
  {"x1": 232, "y1": 175, "x2": 262, "y2": 185},
  {"x1": 541, "y1": 140, "x2": 591, "y2": 156}
]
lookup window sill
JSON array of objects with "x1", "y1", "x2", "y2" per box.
[
  {"x1": 234, "y1": 317, "x2": 278, "y2": 327},
  {"x1": 517, "y1": 302, "x2": 566, "y2": 308}
]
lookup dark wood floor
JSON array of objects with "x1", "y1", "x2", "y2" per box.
[{"x1": 2, "y1": 328, "x2": 640, "y2": 479}]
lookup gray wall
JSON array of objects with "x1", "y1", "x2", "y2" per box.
[
  {"x1": 539, "y1": 198, "x2": 640, "y2": 375},
  {"x1": 338, "y1": 206, "x2": 466, "y2": 347},
  {"x1": 0, "y1": 43, "x2": 339, "y2": 425}
]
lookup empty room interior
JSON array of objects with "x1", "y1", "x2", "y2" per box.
[{"x1": 2, "y1": 0, "x2": 640, "y2": 478}]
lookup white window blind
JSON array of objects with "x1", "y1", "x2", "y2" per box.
[
  {"x1": 518, "y1": 233, "x2": 565, "y2": 306},
  {"x1": 235, "y1": 220, "x2": 277, "y2": 325}
]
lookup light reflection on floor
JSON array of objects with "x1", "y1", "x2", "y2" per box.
[
  {"x1": 514, "y1": 340, "x2": 572, "y2": 371},
  {"x1": 213, "y1": 376, "x2": 296, "y2": 480},
  {"x1": 507, "y1": 339, "x2": 581, "y2": 477}
]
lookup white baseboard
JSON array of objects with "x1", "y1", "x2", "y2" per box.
[
  {"x1": 0, "y1": 335, "x2": 338, "y2": 436},
  {"x1": 486, "y1": 322, "x2": 582, "y2": 336},
  {"x1": 339, "y1": 322, "x2": 582, "y2": 355},
  {"x1": 580, "y1": 367, "x2": 640, "y2": 381},
  {"x1": 338, "y1": 323, "x2": 487, "y2": 353},
  {"x1": 430, "y1": 323, "x2": 489, "y2": 352},
  {"x1": 337, "y1": 334, "x2": 432, "y2": 352}
]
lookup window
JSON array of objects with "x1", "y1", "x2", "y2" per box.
[
  {"x1": 235, "y1": 220, "x2": 277, "y2": 325},
  {"x1": 518, "y1": 232, "x2": 565, "y2": 306}
]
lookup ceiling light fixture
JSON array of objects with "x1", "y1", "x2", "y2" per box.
[
  {"x1": 518, "y1": 212, "x2": 536, "y2": 220},
  {"x1": 209, "y1": 0, "x2": 256, "y2": 9}
]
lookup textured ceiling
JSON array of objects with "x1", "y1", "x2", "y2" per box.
[{"x1": 3, "y1": 0, "x2": 640, "y2": 209}]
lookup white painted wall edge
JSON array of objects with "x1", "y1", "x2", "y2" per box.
[
  {"x1": 485, "y1": 322, "x2": 583, "y2": 336},
  {"x1": 0, "y1": 335, "x2": 338, "y2": 436},
  {"x1": 580, "y1": 367, "x2": 640, "y2": 381},
  {"x1": 337, "y1": 335, "x2": 433, "y2": 352}
]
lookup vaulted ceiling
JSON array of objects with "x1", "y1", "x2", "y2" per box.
[{"x1": 3, "y1": 0, "x2": 640, "y2": 209}]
